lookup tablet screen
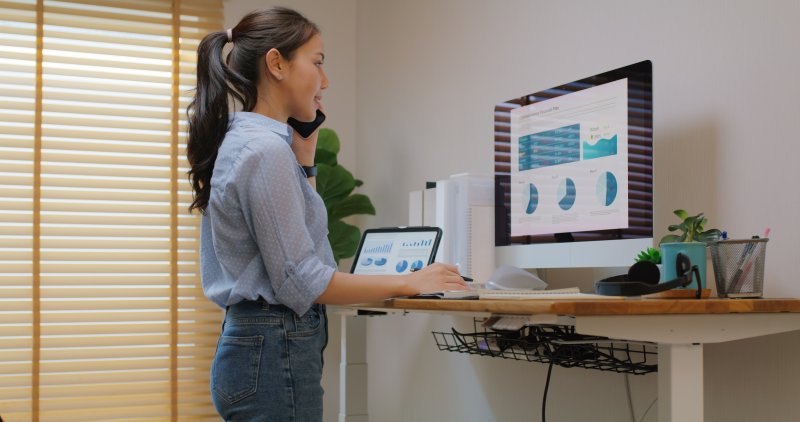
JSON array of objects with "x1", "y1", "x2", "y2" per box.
[{"x1": 349, "y1": 227, "x2": 442, "y2": 275}]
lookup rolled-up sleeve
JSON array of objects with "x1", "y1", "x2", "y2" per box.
[{"x1": 234, "y1": 139, "x2": 334, "y2": 315}]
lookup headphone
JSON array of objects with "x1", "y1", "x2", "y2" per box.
[{"x1": 595, "y1": 252, "x2": 702, "y2": 298}]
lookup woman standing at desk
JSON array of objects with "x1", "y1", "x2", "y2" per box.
[{"x1": 186, "y1": 7, "x2": 468, "y2": 421}]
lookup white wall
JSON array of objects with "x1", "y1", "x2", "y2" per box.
[
  {"x1": 356, "y1": 1, "x2": 800, "y2": 421},
  {"x1": 225, "y1": 0, "x2": 800, "y2": 421}
]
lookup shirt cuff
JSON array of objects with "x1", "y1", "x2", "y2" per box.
[{"x1": 274, "y1": 254, "x2": 335, "y2": 316}]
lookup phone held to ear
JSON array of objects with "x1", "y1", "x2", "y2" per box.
[{"x1": 288, "y1": 109, "x2": 326, "y2": 139}]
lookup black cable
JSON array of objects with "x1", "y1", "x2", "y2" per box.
[{"x1": 541, "y1": 358, "x2": 556, "y2": 422}]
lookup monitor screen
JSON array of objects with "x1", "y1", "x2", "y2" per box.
[{"x1": 494, "y1": 60, "x2": 652, "y2": 268}]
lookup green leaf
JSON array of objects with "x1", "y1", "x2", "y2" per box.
[
  {"x1": 329, "y1": 194, "x2": 376, "y2": 221},
  {"x1": 314, "y1": 149, "x2": 337, "y2": 166},
  {"x1": 354, "y1": 179, "x2": 363, "y2": 187},
  {"x1": 317, "y1": 128, "x2": 340, "y2": 155},
  {"x1": 328, "y1": 220, "x2": 361, "y2": 263},
  {"x1": 317, "y1": 164, "x2": 356, "y2": 204},
  {"x1": 667, "y1": 224, "x2": 681, "y2": 232},
  {"x1": 674, "y1": 209, "x2": 688, "y2": 220},
  {"x1": 635, "y1": 247, "x2": 661, "y2": 264}
]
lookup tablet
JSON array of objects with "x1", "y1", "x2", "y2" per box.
[{"x1": 349, "y1": 227, "x2": 442, "y2": 275}]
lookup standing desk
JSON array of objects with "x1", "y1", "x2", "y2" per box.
[{"x1": 341, "y1": 298, "x2": 800, "y2": 422}]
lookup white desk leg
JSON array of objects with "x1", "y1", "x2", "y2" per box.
[
  {"x1": 339, "y1": 315, "x2": 368, "y2": 422},
  {"x1": 658, "y1": 343, "x2": 703, "y2": 422},
  {"x1": 339, "y1": 314, "x2": 347, "y2": 422}
]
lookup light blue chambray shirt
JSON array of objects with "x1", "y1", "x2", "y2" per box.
[{"x1": 200, "y1": 112, "x2": 336, "y2": 316}]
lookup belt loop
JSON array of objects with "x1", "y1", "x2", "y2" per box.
[{"x1": 260, "y1": 298, "x2": 269, "y2": 311}]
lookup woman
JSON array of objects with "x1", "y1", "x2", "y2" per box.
[{"x1": 186, "y1": 7, "x2": 468, "y2": 421}]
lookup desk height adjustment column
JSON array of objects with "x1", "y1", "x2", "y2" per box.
[{"x1": 658, "y1": 343, "x2": 703, "y2": 422}]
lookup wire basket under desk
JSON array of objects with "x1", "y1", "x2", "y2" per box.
[{"x1": 432, "y1": 320, "x2": 658, "y2": 375}]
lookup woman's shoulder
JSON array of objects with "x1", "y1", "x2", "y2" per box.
[
  {"x1": 222, "y1": 122, "x2": 291, "y2": 161},
  {"x1": 212, "y1": 121, "x2": 293, "y2": 191}
]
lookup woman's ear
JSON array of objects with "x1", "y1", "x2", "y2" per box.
[{"x1": 265, "y1": 48, "x2": 284, "y2": 81}]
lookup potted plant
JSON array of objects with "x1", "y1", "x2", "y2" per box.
[
  {"x1": 314, "y1": 128, "x2": 376, "y2": 265},
  {"x1": 658, "y1": 209, "x2": 722, "y2": 289}
]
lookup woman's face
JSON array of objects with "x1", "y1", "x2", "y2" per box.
[{"x1": 284, "y1": 34, "x2": 328, "y2": 122}]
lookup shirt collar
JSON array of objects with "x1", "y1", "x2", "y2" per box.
[{"x1": 230, "y1": 112, "x2": 293, "y2": 145}]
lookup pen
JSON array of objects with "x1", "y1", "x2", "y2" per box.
[
  {"x1": 729, "y1": 236, "x2": 759, "y2": 292},
  {"x1": 737, "y1": 255, "x2": 757, "y2": 289}
]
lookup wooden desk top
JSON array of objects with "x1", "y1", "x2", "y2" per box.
[{"x1": 367, "y1": 297, "x2": 800, "y2": 316}]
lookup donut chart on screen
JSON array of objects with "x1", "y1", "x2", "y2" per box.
[{"x1": 557, "y1": 177, "x2": 576, "y2": 210}]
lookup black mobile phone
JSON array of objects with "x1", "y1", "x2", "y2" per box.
[{"x1": 288, "y1": 109, "x2": 326, "y2": 139}]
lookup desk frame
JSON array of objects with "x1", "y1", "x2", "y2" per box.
[{"x1": 337, "y1": 298, "x2": 800, "y2": 422}]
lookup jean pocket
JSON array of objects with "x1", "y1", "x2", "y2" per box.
[
  {"x1": 289, "y1": 306, "x2": 323, "y2": 338},
  {"x1": 212, "y1": 335, "x2": 263, "y2": 404}
]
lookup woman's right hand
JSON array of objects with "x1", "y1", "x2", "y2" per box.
[{"x1": 404, "y1": 263, "x2": 470, "y2": 296}]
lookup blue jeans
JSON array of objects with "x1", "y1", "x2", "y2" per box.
[{"x1": 211, "y1": 300, "x2": 328, "y2": 421}]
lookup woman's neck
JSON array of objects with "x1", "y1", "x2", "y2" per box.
[{"x1": 252, "y1": 97, "x2": 286, "y2": 122}]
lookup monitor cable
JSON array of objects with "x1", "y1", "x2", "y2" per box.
[
  {"x1": 624, "y1": 374, "x2": 636, "y2": 422},
  {"x1": 625, "y1": 373, "x2": 658, "y2": 422},
  {"x1": 541, "y1": 359, "x2": 556, "y2": 422},
  {"x1": 639, "y1": 398, "x2": 657, "y2": 422}
]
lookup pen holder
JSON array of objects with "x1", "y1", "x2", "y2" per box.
[{"x1": 710, "y1": 238, "x2": 768, "y2": 298}]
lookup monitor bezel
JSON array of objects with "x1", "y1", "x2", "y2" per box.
[{"x1": 494, "y1": 60, "x2": 653, "y2": 254}]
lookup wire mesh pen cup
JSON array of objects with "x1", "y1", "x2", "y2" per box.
[{"x1": 710, "y1": 238, "x2": 768, "y2": 298}]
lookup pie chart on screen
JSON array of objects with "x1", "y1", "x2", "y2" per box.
[
  {"x1": 558, "y1": 177, "x2": 576, "y2": 210},
  {"x1": 596, "y1": 171, "x2": 618, "y2": 206},
  {"x1": 395, "y1": 260, "x2": 408, "y2": 273}
]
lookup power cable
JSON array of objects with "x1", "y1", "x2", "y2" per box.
[
  {"x1": 541, "y1": 359, "x2": 556, "y2": 422},
  {"x1": 640, "y1": 398, "x2": 657, "y2": 422},
  {"x1": 624, "y1": 374, "x2": 636, "y2": 422}
]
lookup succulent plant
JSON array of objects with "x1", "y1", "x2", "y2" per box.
[
  {"x1": 635, "y1": 247, "x2": 662, "y2": 265},
  {"x1": 659, "y1": 209, "x2": 722, "y2": 245}
]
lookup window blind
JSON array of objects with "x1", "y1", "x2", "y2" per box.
[{"x1": 0, "y1": 1, "x2": 223, "y2": 420}]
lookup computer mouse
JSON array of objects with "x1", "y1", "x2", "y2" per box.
[{"x1": 485, "y1": 265, "x2": 547, "y2": 290}]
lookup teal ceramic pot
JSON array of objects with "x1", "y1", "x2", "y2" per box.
[{"x1": 661, "y1": 242, "x2": 707, "y2": 289}]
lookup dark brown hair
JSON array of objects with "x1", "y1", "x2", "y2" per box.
[{"x1": 186, "y1": 7, "x2": 319, "y2": 213}]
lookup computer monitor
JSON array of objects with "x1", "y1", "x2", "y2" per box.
[{"x1": 494, "y1": 60, "x2": 653, "y2": 268}]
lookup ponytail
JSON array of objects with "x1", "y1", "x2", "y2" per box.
[
  {"x1": 186, "y1": 7, "x2": 319, "y2": 214},
  {"x1": 187, "y1": 31, "x2": 230, "y2": 214}
]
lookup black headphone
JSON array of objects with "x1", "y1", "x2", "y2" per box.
[{"x1": 595, "y1": 252, "x2": 702, "y2": 298}]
